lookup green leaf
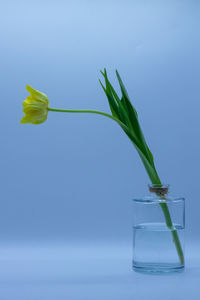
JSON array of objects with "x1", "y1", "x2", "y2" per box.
[
  {"x1": 100, "y1": 69, "x2": 159, "y2": 181},
  {"x1": 99, "y1": 72, "x2": 120, "y2": 119},
  {"x1": 101, "y1": 70, "x2": 129, "y2": 127},
  {"x1": 122, "y1": 125, "x2": 160, "y2": 184},
  {"x1": 116, "y1": 71, "x2": 154, "y2": 166},
  {"x1": 115, "y1": 70, "x2": 130, "y2": 100},
  {"x1": 102, "y1": 70, "x2": 134, "y2": 131},
  {"x1": 115, "y1": 71, "x2": 143, "y2": 137},
  {"x1": 116, "y1": 70, "x2": 138, "y2": 118},
  {"x1": 99, "y1": 79, "x2": 119, "y2": 119}
]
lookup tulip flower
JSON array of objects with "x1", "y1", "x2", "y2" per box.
[{"x1": 21, "y1": 85, "x2": 49, "y2": 124}]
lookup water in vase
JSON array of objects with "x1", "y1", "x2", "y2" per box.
[{"x1": 132, "y1": 222, "x2": 184, "y2": 273}]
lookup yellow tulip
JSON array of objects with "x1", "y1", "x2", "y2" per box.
[{"x1": 21, "y1": 85, "x2": 49, "y2": 124}]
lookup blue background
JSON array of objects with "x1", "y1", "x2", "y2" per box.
[{"x1": 1, "y1": 0, "x2": 200, "y2": 299}]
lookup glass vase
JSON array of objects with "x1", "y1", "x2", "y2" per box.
[{"x1": 132, "y1": 184, "x2": 185, "y2": 274}]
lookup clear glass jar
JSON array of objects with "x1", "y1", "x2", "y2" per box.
[{"x1": 132, "y1": 184, "x2": 185, "y2": 274}]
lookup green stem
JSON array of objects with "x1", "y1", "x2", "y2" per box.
[
  {"x1": 159, "y1": 201, "x2": 184, "y2": 264},
  {"x1": 48, "y1": 106, "x2": 184, "y2": 265},
  {"x1": 151, "y1": 181, "x2": 184, "y2": 265},
  {"x1": 48, "y1": 107, "x2": 129, "y2": 130},
  {"x1": 48, "y1": 108, "x2": 145, "y2": 154}
]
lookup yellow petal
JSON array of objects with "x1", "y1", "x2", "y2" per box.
[
  {"x1": 21, "y1": 116, "x2": 29, "y2": 124},
  {"x1": 26, "y1": 85, "x2": 49, "y2": 104},
  {"x1": 21, "y1": 110, "x2": 48, "y2": 124},
  {"x1": 32, "y1": 115, "x2": 48, "y2": 124},
  {"x1": 23, "y1": 103, "x2": 46, "y2": 113}
]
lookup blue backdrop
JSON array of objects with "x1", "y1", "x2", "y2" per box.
[{"x1": 0, "y1": 0, "x2": 200, "y2": 299}]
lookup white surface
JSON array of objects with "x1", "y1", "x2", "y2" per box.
[{"x1": 0, "y1": 243, "x2": 199, "y2": 300}]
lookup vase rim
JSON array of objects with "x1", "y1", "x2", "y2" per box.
[
  {"x1": 148, "y1": 183, "x2": 170, "y2": 188},
  {"x1": 132, "y1": 196, "x2": 185, "y2": 204}
]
